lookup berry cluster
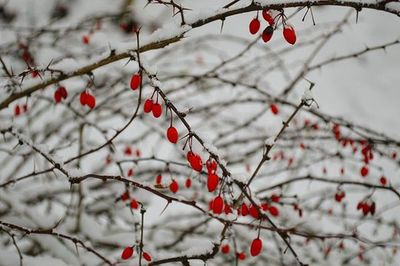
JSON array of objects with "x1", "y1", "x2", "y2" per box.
[
  {"x1": 248, "y1": 10, "x2": 297, "y2": 45},
  {"x1": 54, "y1": 86, "x2": 68, "y2": 103}
]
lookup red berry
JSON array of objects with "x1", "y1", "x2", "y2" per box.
[
  {"x1": 262, "y1": 10, "x2": 275, "y2": 26},
  {"x1": 206, "y1": 158, "x2": 217, "y2": 174},
  {"x1": 185, "y1": 178, "x2": 192, "y2": 188},
  {"x1": 14, "y1": 105, "x2": 20, "y2": 116},
  {"x1": 82, "y1": 35, "x2": 90, "y2": 45},
  {"x1": 360, "y1": 166, "x2": 369, "y2": 177},
  {"x1": 269, "y1": 206, "x2": 279, "y2": 217},
  {"x1": 121, "y1": 191, "x2": 130, "y2": 201},
  {"x1": 167, "y1": 126, "x2": 179, "y2": 144},
  {"x1": 80, "y1": 91, "x2": 88, "y2": 105},
  {"x1": 249, "y1": 18, "x2": 260, "y2": 35},
  {"x1": 212, "y1": 196, "x2": 224, "y2": 214},
  {"x1": 187, "y1": 151, "x2": 195, "y2": 162},
  {"x1": 221, "y1": 244, "x2": 230, "y2": 254},
  {"x1": 54, "y1": 89, "x2": 62, "y2": 103},
  {"x1": 283, "y1": 25, "x2": 296, "y2": 45},
  {"x1": 189, "y1": 153, "x2": 203, "y2": 172},
  {"x1": 335, "y1": 191, "x2": 345, "y2": 202},
  {"x1": 86, "y1": 93, "x2": 96, "y2": 109},
  {"x1": 144, "y1": 99, "x2": 153, "y2": 113},
  {"x1": 237, "y1": 252, "x2": 246, "y2": 260},
  {"x1": 155, "y1": 174, "x2": 162, "y2": 185},
  {"x1": 249, "y1": 204, "x2": 259, "y2": 219},
  {"x1": 130, "y1": 198, "x2": 139, "y2": 209},
  {"x1": 380, "y1": 176, "x2": 387, "y2": 186},
  {"x1": 130, "y1": 73, "x2": 141, "y2": 90},
  {"x1": 370, "y1": 202, "x2": 376, "y2": 215},
  {"x1": 121, "y1": 247, "x2": 133, "y2": 260},
  {"x1": 143, "y1": 252, "x2": 152, "y2": 262},
  {"x1": 152, "y1": 103, "x2": 162, "y2": 118},
  {"x1": 59, "y1": 86, "x2": 68, "y2": 99},
  {"x1": 124, "y1": 146, "x2": 132, "y2": 156},
  {"x1": 207, "y1": 173, "x2": 219, "y2": 192},
  {"x1": 271, "y1": 194, "x2": 280, "y2": 203},
  {"x1": 169, "y1": 179, "x2": 179, "y2": 193},
  {"x1": 127, "y1": 168, "x2": 134, "y2": 176},
  {"x1": 224, "y1": 204, "x2": 232, "y2": 214},
  {"x1": 261, "y1": 203, "x2": 269, "y2": 211},
  {"x1": 262, "y1": 26, "x2": 274, "y2": 43},
  {"x1": 362, "y1": 204, "x2": 370, "y2": 216},
  {"x1": 250, "y1": 238, "x2": 263, "y2": 256},
  {"x1": 270, "y1": 103, "x2": 279, "y2": 115},
  {"x1": 241, "y1": 203, "x2": 249, "y2": 216}
]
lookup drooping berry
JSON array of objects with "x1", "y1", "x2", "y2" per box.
[
  {"x1": 143, "y1": 252, "x2": 152, "y2": 262},
  {"x1": 237, "y1": 252, "x2": 246, "y2": 260},
  {"x1": 206, "y1": 158, "x2": 217, "y2": 174},
  {"x1": 270, "y1": 103, "x2": 279, "y2": 115},
  {"x1": 224, "y1": 204, "x2": 232, "y2": 214},
  {"x1": 262, "y1": 10, "x2": 275, "y2": 26},
  {"x1": 241, "y1": 203, "x2": 249, "y2": 216},
  {"x1": 144, "y1": 99, "x2": 153, "y2": 113},
  {"x1": 249, "y1": 18, "x2": 260, "y2": 35},
  {"x1": 121, "y1": 191, "x2": 130, "y2": 201},
  {"x1": 86, "y1": 93, "x2": 96, "y2": 109},
  {"x1": 152, "y1": 102, "x2": 162, "y2": 118},
  {"x1": 249, "y1": 204, "x2": 259, "y2": 219},
  {"x1": 250, "y1": 238, "x2": 263, "y2": 256},
  {"x1": 283, "y1": 25, "x2": 296, "y2": 45},
  {"x1": 130, "y1": 198, "x2": 139, "y2": 209},
  {"x1": 188, "y1": 152, "x2": 203, "y2": 172},
  {"x1": 130, "y1": 73, "x2": 141, "y2": 90},
  {"x1": 380, "y1": 176, "x2": 387, "y2": 186},
  {"x1": 167, "y1": 126, "x2": 179, "y2": 144},
  {"x1": 335, "y1": 191, "x2": 345, "y2": 202},
  {"x1": 212, "y1": 195, "x2": 224, "y2": 214},
  {"x1": 82, "y1": 35, "x2": 90, "y2": 45},
  {"x1": 14, "y1": 105, "x2": 20, "y2": 116},
  {"x1": 169, "y1": 179, "x2": 179, "y2": 193},
  {"x1": 185, "y1": 178, "x2": 192, "y2": 188},
  {"x1": 59, "y1": 86, "x2": 68, "y2": 99},
  {"x1": 121, "y1": 246, "x2": 134, "y2": 260},
  {"x1": 124, "y1": 146, "x2": 132, "y2": 156},
  {"x1": 54, "y1": 89, "x2": 62, "y2": 103},
  {"x1": 269, "y1": 206, "x2": 279, "y2": 217},
  {"x1": 221, "y1": 244, "x2": 230, "y2": 254},
  {"x1": 360, "y1": 166, "x2": 369, "y2": 177},
  {"x1": 270, "y1": 194, "x2": 280, "y2": 203},
  {"x1": 262, "y1": 26, "x2": 274, "y2": 43},
  {"x1": 80, "y1": 91, "x2": 88, "y2": 105},
  {"x1": 155, "y1": 174, "x2": 162, "y2": 185},
  {"x1": 207, "y1": 173, "x2": 219, "y2": 192}
]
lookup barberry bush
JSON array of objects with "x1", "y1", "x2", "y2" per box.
[{"x1": 1, "y1": 0, "x2": 400, "y2": 265}]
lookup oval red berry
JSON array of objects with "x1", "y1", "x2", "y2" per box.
[
  {"x1": 143, "y1": 252, "x2": 152, "y2": 262},
  {"x1": 283, "y1": 25, "x2": 296, "y2": 45},
  {"x1": 144, "y1": 99, "x2": 153, "y2": 113},
  {"x1": 152, "y1": 103, "x2": 162, "y2": 118},
  {"x1": 130, "y1": 73, "x2": 141, "y2": 90},
  {"x1": 169, "y1": 180, "x2": 179, "y2": 193},
  {"x1": 167, "y1": 126, "x2": 179, "y2": 144},
  {"x1": 121, "y1": 247, "x2": 133, "y2": 260},
  {"x1": 207, "y1": 173, "x2": 219, "y2": 192},
  {"x1": 250, "y1": 238, "x2": 263, "y2": 256},
  {"x1": 249, "y1": 18, "x2": 260, "y2": 35}
]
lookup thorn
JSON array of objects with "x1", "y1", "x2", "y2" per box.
[
  {"x1": 220, "y1": 18, "x2": 225, "y2": 34},
  {"x1": 160, "y1": 201, "x2": 170, "y2": 215}
]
